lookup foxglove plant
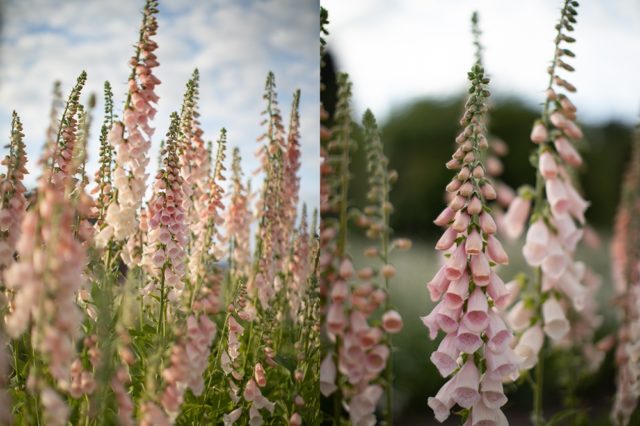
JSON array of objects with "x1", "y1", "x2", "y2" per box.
[
  {"x1": 0, "y1": 112, "x2": 28, "y2": 270},
  {"x1": 188, "y1": 128, "x2": 226, "y2": 313},
  {"x1": 423, "y1": 62, "x2": 518, "y2": 425},
  {"x1": 226, "y1": 148, "x2": 252, "y2": 281},
  {"x1": 319, "y1": 72, "x2": 353, "y2": 418},
  {"x1": 92, "y1": 81, "x2": 115, "y2": 230},
  {"x1": 357, "y1": 110, "x2": 409, "y2": 424},
  {"x1": 502, "y1": 1, "x2": 600, "y2": 423},
  {"x1": 100, "y1": 0, "x2": 159, "y2": 258},
  {"x1": 252, "y1": 72, "x2": 287, "y2": 307},
  {"x1": 611, "y1": 124, "x2": 640, "y2": 426},
  {"x1": 4, "y1": 72, "x2": 90, "y2": 423},
  {"x1": 283, "y1": 90, "x2": 302, "y2": 237},
  {"x1": 142, "y1": 112, "x2": 187, "y2": 331}
]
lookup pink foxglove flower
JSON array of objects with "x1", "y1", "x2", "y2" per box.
[
  {"x1": 140, "y1": 402, "x2": 170, "y2": 426},
  {"x1": 142, "y1": 113, "x2": 187, "y2": 301},
  {"x1": 423, "y1": 63, "x2": 517, "y2": 424},
  {"x1": 501, "y1": 196, "x2": 531, "y2": 239},
  {"x1": 382, "y1": 310, "x2": 403, "y2": 333},
  {"x1": 226, "y1": 148, "x2": 253, "y2": 279},
  {"x1": 611, "y1": 128, "x2": 640, "y2": 425},
  {"x1": 102, "y1": 0, "x2": 160, "y2": 259},
  {"x1": 320, "y1": 353, "x2": 338, "y2": 397},
  {"x1": 4, "y1": 74, "x2": 89, "y2": 397},
  {"x1": 509, "y1": 1, "x2": 598, "y2": 385},
  {"x1": 530, "y1": 121, "x2": 548, "y2": 144},
  {"x1": 0, "y1": 112, "x2": 28, "y2": 269},
  {"x1": 41, "y1": 388, "x2": 70, "y2": 426}
]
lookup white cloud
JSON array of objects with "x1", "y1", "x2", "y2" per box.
[
  {"x1": 321, "y1": 0, "x2": 640, "y2": 125},
  {"x1": 0, "y1": 0, "x2": 320, "y2": 213}
]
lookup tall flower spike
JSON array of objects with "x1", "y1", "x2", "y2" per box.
[
  {"x1": 104, "y1": 0, "x2": 159, "y2": 256},
  {"x1": 142, "y1": 112, "x2": 187, "y2": 331},
  {"x1": 283, "y1": 90, "x2": 302, "y2": 239},
  {"x1": 319, "y1": 72, "x2": 353, "y2": 423},
  {"x1": 611, "y1": 124, "x2": 640, "y2": 426},
  {"x1": 423, "y1": 61, "x2": 518, "y2": 425},
  {"x1": 4, "y1": 74, "x2": 89, "y2": 408},
  {"x1": 226, "y1": 148, "x2": 252, "y2": 280},
  {"x1": 0, "y1": 112, "x2": 28, "y2": 270},
  {"x1": 505, "y1": 2, "x2": 599, "y2": 424},
  {"x1": 46, "y1": 71, "x2": 87, "y2": 187},
  {"x1": 189, "y1": 129, "x2": 227, "y2": 314},
  {"x1": 179, "y1": 69, "x2": 210, "y2": 244},
  {"x1": 360, "y1": 109, "x2": 407, "y2": 424},
  {"x1": 44, "y1": 81, "x2": 64, "y2": 156},
  {"x1": 93, "y1": 81, "x2": 115, "y2": 231},
  {"x1": 252, "y1": 72, "x2": 287, "y2": 307}
]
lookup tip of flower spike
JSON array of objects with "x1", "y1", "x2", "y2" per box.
[{"x1": 362, "y1": 109, "x2": 377, "y2": 128}]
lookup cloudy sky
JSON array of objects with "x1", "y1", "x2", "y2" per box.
[
  {"x1": 0, "y1": 0, "x2": 319, "y2": 211},
  {"x1": 322, "y1": 0, "x2": 640, "y2": 125}
]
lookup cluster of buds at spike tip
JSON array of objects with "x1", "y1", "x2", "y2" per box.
[
  {"x1": 101, "y1": 0, "x2": 159, "y2": 253},
  {"x1": 0, "y1": 112, "x2": 28, "y2": 269},
  {"x1": 226, "y1": 148, "x2": 252, "y2": 280},
  {"x1": 505, "y1": 0, "x2": 598, "y2": 374},
  {"x1": 611, "y1": 126, "x2": 640, "y2": 426},
  {"x1": 142, "y1": 113, "x2": 187, "y2": 302},
  {"x1": 92, "y1": 81, "x2": 115, "y2": 231},
  {"x1": 461, "y1": 12, "x2": 516, "y2": 216},
  {"x1": 423, "y1": 63, "x2": 519, "y2": 425},
  {"x1": 46, "y1": 71, "x2": 87, "y2": 188},
  {"x1": 44, "y1": 81, "x2": 64, "y2": 153}
]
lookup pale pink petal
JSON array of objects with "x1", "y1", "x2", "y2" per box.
[{"x1": 452, "y1": 360, "x2": 481, "y2": 409}]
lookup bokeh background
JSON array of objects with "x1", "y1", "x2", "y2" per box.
[
  {"x1": 0, "y1": 0, "x2": 320, "y2": 211},
  {"x1": 322, "y1": 0, "x2": 639, "y2": 424}
]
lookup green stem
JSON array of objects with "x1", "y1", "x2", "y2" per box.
[
  {"x1": 158, "y1": 265, "x2": 166, "y2": 341},
  {"x1": 533, "y1": 269, "x2": 545, "y2": 426}
]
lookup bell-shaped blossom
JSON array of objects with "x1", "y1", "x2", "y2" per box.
[
  {"x1": 542, "y1": 297, "x2": 570, "y2": 341},
  {"x1": 501, "y1": 196, "x2": 531, "y2": 239},
  {"x1": 514, "y1": 325, "x2": 544, "y2": 370}
]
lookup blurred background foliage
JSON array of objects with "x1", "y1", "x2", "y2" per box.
[
  {"x1": 322, "y1": 50, "x2": 637, "y2": 425},
  {"x1": 323, "y1": 52, "x2": 634, "y2": 238}
]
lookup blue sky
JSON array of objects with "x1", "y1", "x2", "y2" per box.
[
  {"x1": 323, "y1": 0, "x2": 640, "y2": 126},
  {"x1": 0, "y1": 0, "x2": 319, "y2": 212}
]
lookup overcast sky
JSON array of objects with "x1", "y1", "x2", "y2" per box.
[
  {"x1": 0, "y1": 0, "x2": 319, "y2": 212},
  {"x1": 322, "y1": 0, "x2": 640, "y2": 126}
]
